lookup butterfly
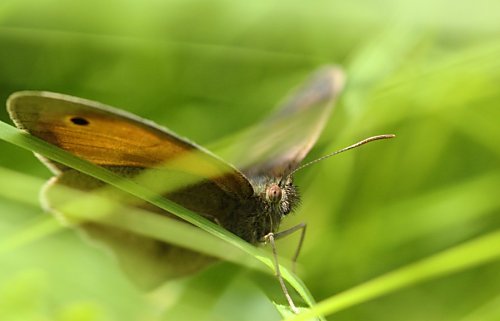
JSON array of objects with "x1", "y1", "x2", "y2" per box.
[{"x1": 7, "y1": 66, "x2": 393, "y2": 312}]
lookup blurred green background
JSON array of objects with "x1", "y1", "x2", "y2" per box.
[{"x1": 1, "y1": 0, "x2": 499, "y2": 320}]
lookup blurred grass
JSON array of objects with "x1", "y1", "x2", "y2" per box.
[{"x1": 1, "y1": 0, "x2": 499, "y2": 320}]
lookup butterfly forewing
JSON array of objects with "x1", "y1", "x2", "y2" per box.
[{"x1": 7, "y1": 91, "x2": 254, "y2": 198}]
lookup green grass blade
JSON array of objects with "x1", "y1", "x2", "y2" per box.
[{"x1": 286, "y1": 229, "x2": 500, "y2": 321}]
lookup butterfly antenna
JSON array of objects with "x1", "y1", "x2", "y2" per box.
[{"x1": 289, "y1": 134, "x2": 396, "y2": 176}]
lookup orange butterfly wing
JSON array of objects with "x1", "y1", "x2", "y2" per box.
[{"x1": 7, "y1": 91, "x2": 254, "y2": 198}]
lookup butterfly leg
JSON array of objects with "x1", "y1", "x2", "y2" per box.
[
  {"x1": 273, "y1": 222, "x2": 307, "y2": 273},
  {"x1": 264, "y1": 232, "x2": 299, "y2": 314}
]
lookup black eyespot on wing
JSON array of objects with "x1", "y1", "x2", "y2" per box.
[{"x1": 70, "y1": 116, "x2": 90, "y2": 126}]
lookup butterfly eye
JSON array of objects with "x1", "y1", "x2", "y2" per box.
[
  {"x1": 69, "y1": 116, "x2": 90, "y2": 126},
  {"x1": 266, "y1": 184, "x2": 282, "y2": 203}
]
